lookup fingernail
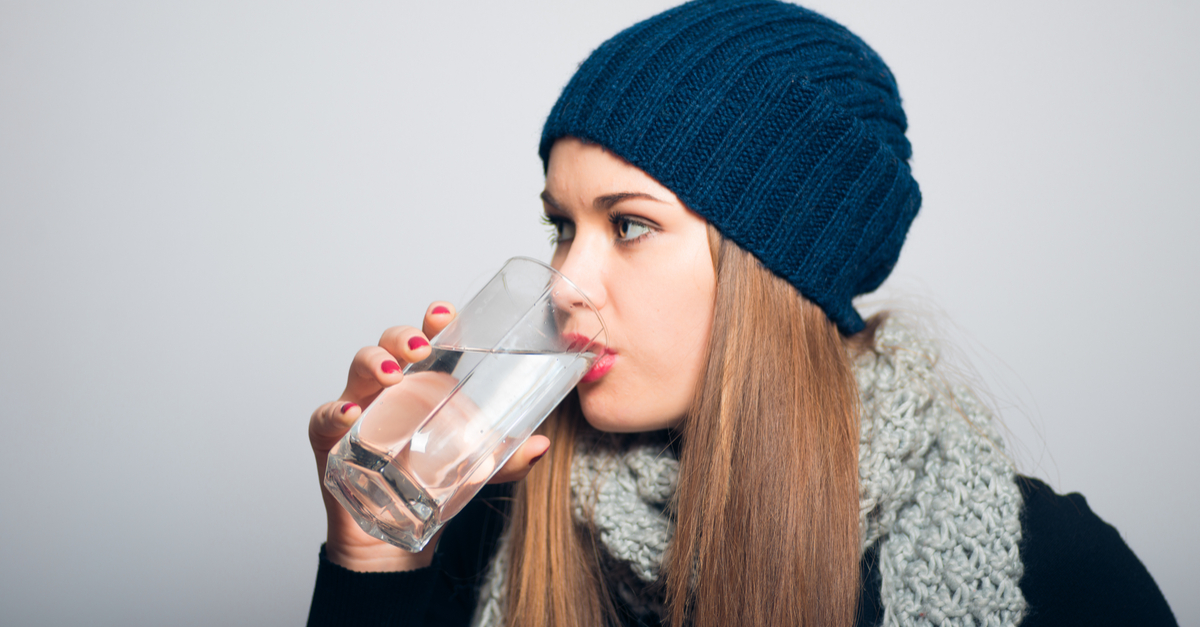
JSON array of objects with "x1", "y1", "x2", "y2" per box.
[
  {"x1": 407, "y1": 336, "x2": 429, "y2": 350},
  {"x1": 381, "y1": 360, "x2": 401, "y2": 374},
  {"x1": 529, "y1": 453, "x2": 546, "y2": 465},
  {"x1": 341, "y1": 402, "x2": 358, "y2": 414},
  {"x1": 432, "y1": 306, "x2": 451, "y2": 315}
]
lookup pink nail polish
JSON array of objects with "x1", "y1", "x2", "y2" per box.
[
  {"x1": 432, "y1": 306, "x2": 451, "y2": 315},
  {"x1": 529, "y1": 453, "x2": 546, "y2": 465},
  {"x1": 407, "y1": 336, "x2": 429, "y2": 350},
  {"x1": 341, "y1": 402, "x2": 358, "y2": 414},
  {"x1": 381, "y1": 360, "x2": 401, "y2": 374}
]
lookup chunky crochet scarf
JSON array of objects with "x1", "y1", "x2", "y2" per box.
[{"x1": 473, "y1": 319, "x2": 1027, "y2": 626}]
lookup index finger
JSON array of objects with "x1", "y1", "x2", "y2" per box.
[
  {"x1": 423, "y1": 301, "x2": 456, "y2": 338},
  {"x1": 488, "y1": 435, "x2": 551, "y2": 484}
]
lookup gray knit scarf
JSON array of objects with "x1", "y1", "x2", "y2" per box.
[{"x1": 473, "y1": 319, "x2": 1027, "y2": 626}]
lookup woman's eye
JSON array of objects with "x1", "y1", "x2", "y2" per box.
[
  {"x1": 615, "y1": 217, "x2": 652, "y2": 241},
  {"x1": 542, "y1": 215, "x2": 575, "y2": 244}
]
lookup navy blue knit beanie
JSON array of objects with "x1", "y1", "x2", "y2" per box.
[{"x1": 540, "y1": 0, "x2": 921, "y2": 335}]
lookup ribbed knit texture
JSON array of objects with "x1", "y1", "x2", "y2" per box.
[
  {"x1": 540, "y1": 0, "x2": 921, "y2": 334},
  {"x1": 472, "y1": 318, "x2": 1027, "y2": 626}
]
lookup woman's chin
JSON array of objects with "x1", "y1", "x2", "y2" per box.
[
  {"x1": 578, "y1": 392, "x2": 682, "y2": 433},
  {"x1": 582, "y1": 413, "x2": 648, "y2": 433}
]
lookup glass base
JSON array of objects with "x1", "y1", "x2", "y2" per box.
[{"x1": 324, "y1": 440, "x2": 442, "y2": 552}]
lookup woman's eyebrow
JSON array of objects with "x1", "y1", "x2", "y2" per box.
[
  {"x1": 540, "y1": 190, "x2": 566, "y2": 214},
  {"x1": 541, "y1": 190, "x2": 668, "y2": 214},
  {"x1": 594, "y1": 192, "x2": 667, "y2": 211}
]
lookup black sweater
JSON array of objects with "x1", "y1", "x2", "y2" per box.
[{"x1": 307, "y1": 477, "x2": 1177, "y2": 626}]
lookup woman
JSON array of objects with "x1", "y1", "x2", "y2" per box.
[{"x1": 307, "y1": 1, "x2": 1176, "y2": 625}]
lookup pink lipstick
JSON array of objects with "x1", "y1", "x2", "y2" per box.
[
  {"x1": 563, "y1": 332, "x2": 616, "y2": 383},
  {"x1": 581, "y1": 350, "x2": 616, "y2": 383}
]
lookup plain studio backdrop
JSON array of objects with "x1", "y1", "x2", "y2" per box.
[{"x1": 1, "y1": 1, "x2": 1196, "y2": 624}]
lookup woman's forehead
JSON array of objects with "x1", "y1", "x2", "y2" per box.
[{"x1": 543, "y1": 139, "x2": 680, "y2": 208}]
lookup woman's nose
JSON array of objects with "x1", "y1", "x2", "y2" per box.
[{"x1": 553, "y1": 245, "x2": 607, "y2": 313}]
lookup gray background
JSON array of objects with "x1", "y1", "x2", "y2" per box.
[{"x1": 1, "y1": 1, "x2": 1196, "y2": 624}]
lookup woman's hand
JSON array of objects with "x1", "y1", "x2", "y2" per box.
[{"x1": 308, "y1": 302, "x2": 551, "y2": 572}]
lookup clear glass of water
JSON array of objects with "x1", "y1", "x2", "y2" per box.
[{"x1": 323, "y1": 257, "x2": 606, "y2": 552}]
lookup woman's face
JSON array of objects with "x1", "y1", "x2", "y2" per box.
[{"x1": 544, "y1": 137, "x2": 716, "y2": 432}]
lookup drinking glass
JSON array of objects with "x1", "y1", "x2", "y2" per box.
[{"x1": 323, "y1": 257, "x2": 606, "y2": 551}]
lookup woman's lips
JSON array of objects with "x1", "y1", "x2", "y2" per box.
[
  {"x1": 581, "y1": 350, "x2": 616, "y2": 383},
  {"x1": 563, "y1": 332, "x2": 616, "y2": 384}
]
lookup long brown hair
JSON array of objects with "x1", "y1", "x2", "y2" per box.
[{"x1": 503, "y1": 230, "x2": 881, "y2": 626}]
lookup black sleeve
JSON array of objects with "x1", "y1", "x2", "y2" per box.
[
  {"x1": 1015, "y1": 476, "x2": 1178, "y2": 627},
  {"x1": 855, "y1": 543, "x2": 884, "y2": 627},
  {"x1": 307, "y1": 483, "x2": 511, "y2": 627}
]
